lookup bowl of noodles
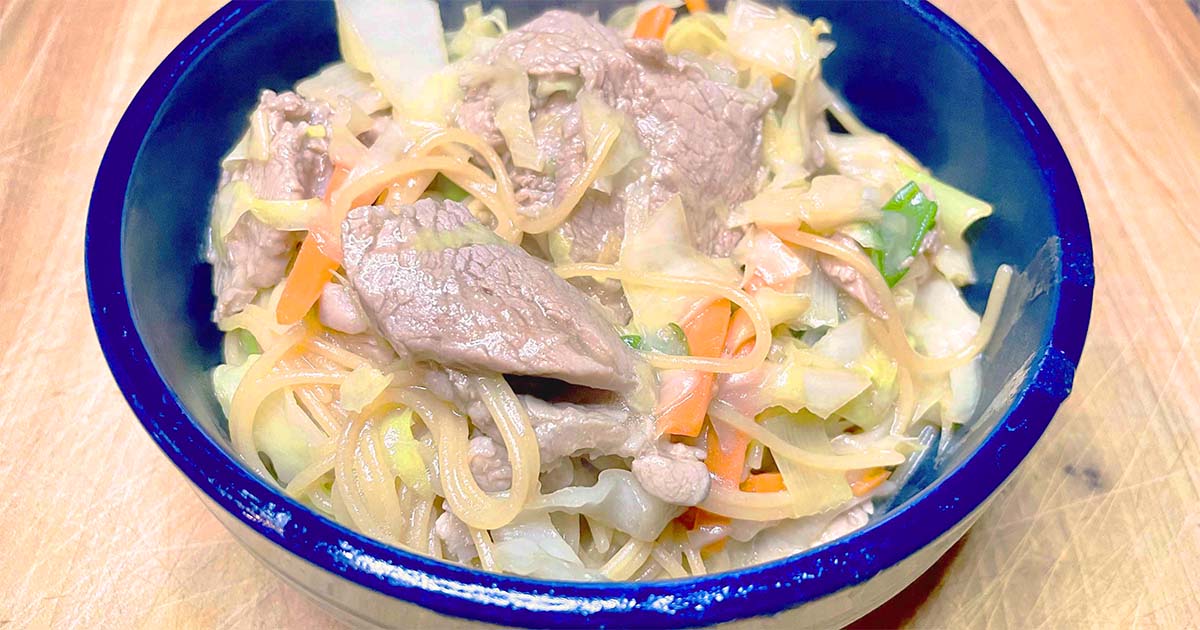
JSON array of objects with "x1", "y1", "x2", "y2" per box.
[{"x1": 86, "y1": 0, "x2": 1092, "y2": 627}]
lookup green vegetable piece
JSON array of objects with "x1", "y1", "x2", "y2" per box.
[
  {"x1": 652, "y1": 321, "x2": 691, "y2": 355},
  {"x1": 620, "y1": 334, "x2": 644, "y2": 349},
  {"x1": 869, "y1": 181, "x2": 938, "y2": 287},
  {"x1": 431, "y1": 174, "x2": 470, "y2": 202},
  {"x1": 645, "y1": 322, "x2": 691, "y2": 356}
]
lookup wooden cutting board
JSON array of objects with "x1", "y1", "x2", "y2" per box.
[{"x1": 1, "y1": 0, "x2": 1198, "y2": 627}]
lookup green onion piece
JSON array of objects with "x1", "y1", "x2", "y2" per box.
[
  {"x1": 869, "y1": 181, "x2": 938, "y2": 287},
  {"x1": 620, "y1": 334, "x2": 644, "y2": 349}
]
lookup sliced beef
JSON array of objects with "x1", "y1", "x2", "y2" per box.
[
  {"x1": 818, "y1": 233, "x2": 886, "y2": 319},
  {"x1": 209, "y1": 91, "x2": 333, "y2": 319},
  {"x1": 520, "y1": 396, "x2": 650, "y2": 462},
  {"x1": 342, "y1": 199, "x2": 638, "y2": 392},
  {"x1": 457, "y1": 11, "x2": 775, "y2": 266}
]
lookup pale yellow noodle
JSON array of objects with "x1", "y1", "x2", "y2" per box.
[
  {"x1": 229, "y1": 327, "x2": 305, "y2": 477},
  {"x1": 651, "y1": 544, "x2": 689, "y2": 579},
  {"x1": 470, "y1": 527, "x2": 498, "y2": 572},
  {"x1": 684, "y1": 546, "x2": 707, "y2": 576},
  {"x1": 518, "y1": 123, "x2": 619, "y2": 234},
  {"x1": 379, "y1": 386, "x2": 537, "y2": 531},
  {"x1": 600, "y1": 537, "x2": 653, "y2": 580},
  {"x1": 708, "y1": 401, "x2": 905, "y2": 470},
  {"x1": 285, "y1": 446, "x2": 337, "y2": 497},
  {"x1": 295, "y1": 387, "x2": 346, "y2": 437},
  {"x1": 771, "y1": 226, "x2": 1013, "y2": 375},
  {"x1": 308, "y1": 335, "x2": 370, "y2": 370},
  {"x1": 554, "y1": 264, "x2": 772, "y2": 374}
]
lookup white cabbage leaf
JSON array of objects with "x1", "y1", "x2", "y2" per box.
[
  {"x1": 620, "y1": 194, "x2": 741, "y2": 334},
  {"x1": 297, "y1": 62, "x2": 389, "y2": 115},
  {"x1": 527, "y1": 469, "x2": 682, "y2": 541},
  {"x1": 335, "y1": 0, "x2": 449, "y2": 121},
  {"x1": 339, "y1": 364, "x2": 393, "y2": 413},
  {"x1": 490, "y1": 512, "x2": 603, "y2": 580},
  {"x1": 730, "y1": 176, "x2": 880, "y2": 233},
  {"x1": 762, "y1": 410, "x2": 854, "y2": 516}
]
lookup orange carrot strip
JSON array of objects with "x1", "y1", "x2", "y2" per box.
[
  {"x1": 655, "y1": 299, "x2": 731, "y2": 437},
  {"x1": 633, "y1": 5, "x2": 676, "y2": 39},
  {"x1": 723, "y1": 308, "x2": 756, "y2": 358},
  {"x1": 275, "y1": 167, "x2": 351, "y2": 325},
  {"x1": 684, "y1": 0, "x2": 709, "y2": 12},
  {"x1": 741, "y1": 472, "x2": 787, "y2": 493},
  {"x1": 706, "y1": 424, "x2": 751, "y2": 488},
  {"x1": 849, "y1": 467, "x2": 891, "y2": 497},
  {"x1": 276, "y1": 237, "x2": 337, "y2": 325}
]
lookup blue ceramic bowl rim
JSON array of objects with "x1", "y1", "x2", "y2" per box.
[{"x1": 85, "y1": 0, "x2": 1093, "y2": 627}]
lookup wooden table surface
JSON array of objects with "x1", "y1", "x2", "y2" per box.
[{"x1": 2, "y1": 0, "x2": 1199, "y2": 627}]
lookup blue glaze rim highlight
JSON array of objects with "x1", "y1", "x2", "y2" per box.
[{"x1": 85, "y1": 0, "x2": 1094, "y2": 627}]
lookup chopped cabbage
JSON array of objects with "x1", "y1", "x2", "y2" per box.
[
  {"x1": 339, "y1": 364, "x2": 393, "y2": 413},
  {"x1": 898, "y1": 163, "x2": 992, "y2": 243},
  {"x1": 461, "y1": 59, "x2": 541, "y2": 170},
  {"x1": 209, "y1": 181, "x2": 326, "y2": 254},
  {"x1": 909, "y1": 275, "x2": 983, "y2": 425},
  {"x1": 752, "y1": 288, "x2": 811, "y2": 329},
  {"x1": 379, "y1": 409, "x2": 433, "y2": 499},
  {"x1": 212, "y1": 354, "x2": 260, "y2": 416},
  {"x1": 730, "y1": 176, "x2": 880, "y2": 233},
  {"x1": 253, "y1": 390, "x2": 322, "y2": 484},
  {"x1": 770, "y1": 338, "x2": 871, "y2": 418},
  {"x1": 793, "y1": 252, "x2": 838, "y2": 329},
  {"x1": 528, "y1": 469, "x2": 682, "y2": 541},
  {"x1": 812, "y1": 316, "x2": 868, "y2": 366},
  {"x1": 335, "y1": 0, "x2": 448, "y2": 119},
  {"x1": 664, "y1": 13, "x2": 730, "y2": 58},
  {"x1": 822, "y1": 132, "x2": 916, "y2": 193},
  {"x1": 447, "y1": 3, "x2": 508, "y2": 61},
  {"x1": 620, "y1": 195, "x2": 741, "y2": 333},
  {"x1": 296, "y1": 62, "x2": 389, "y2": 115},
  {"x1": 578, "y1": 91, "x2": 645, "y2": 180},
  {"x1": 491, "y1": 513, "x2": 603, "y2": 580},
  {"x1": 762, "y1": 410, "x2": 854, "y2": 516},
  {"x1": 725, "y1": 0, "x2": 831, "y2": 80}
]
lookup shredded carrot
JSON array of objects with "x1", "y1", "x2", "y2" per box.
[
  {"x1": 276, "y1": 237, "x2": 336, "y2": 325},
  {"x1": 684, "y1": 0, "x2": 709, "y2": 12},
  {"x1": 275, "y1": 167, "x2": 351, "y2": 325},
  {"x1": 723, "y1": 308, "x2": 756, "y2": 357},
  {"x1": 633, "y1": 5, "x2": 676, "y2": 39},
  {"x1": 741, "y1": 472, "x2": 787, "y2": 493},
  {"x1": 655, "y1": 299, "x2": 730, "y2": 437},
  {"x1": 702, "y1": 537, "x2": 727, "y2": 554},
  {"x1": 849, "y1": 467, "x2": 891, "y2": 497},
  {"x1": 706, "y1": 424, "x2": 751, "y2": 488}
]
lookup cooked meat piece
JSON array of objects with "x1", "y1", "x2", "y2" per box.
[
  {"x1": 521, "y1": 396, "x2": 710, "y2": 506},
  {"x1": 468, "y1": 435, "x2": 513, "y2": 493},
  {"x1": 434, "y1": 510, "x2": 477, "y2": 562},
  {"x1": 211, "y1": 216, "x2": 297, "y2": 320},
  {"x1": 318, "y1": 283, "x2": 369, "y2": 335},
  {"x1": 209, "y1": 90, "x2": 332, "y2": 319},
  {"x1": 818, "y1": 233, "x2": 887, "y2": 319},
  {"x1": 630, "y1": 442, "x2": 711, "y2": 507},
  {"x1": 342, "y1": 199, "x2": 638, "y2": 392},
  {"x1": 457, "y1": 11, "x2": 775, "y2": 268},
  {"x1": 519, "y1": 396, "x2": 651, "y2": 462}
]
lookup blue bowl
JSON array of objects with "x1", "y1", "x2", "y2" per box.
[{"x1": 85, "y1": 1, "x2": 1093, "y2": 627}]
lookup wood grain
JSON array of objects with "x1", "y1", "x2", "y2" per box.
[{"x1": 1, "y1": 1, "x2": 1197, "y2": 628}]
